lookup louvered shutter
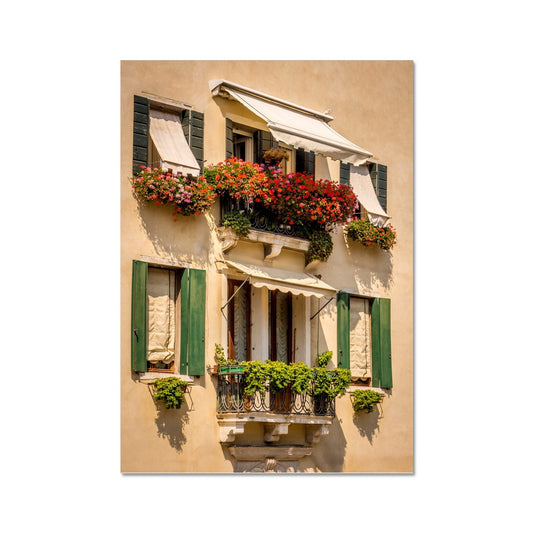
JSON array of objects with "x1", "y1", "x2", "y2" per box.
[
  {"x1": 225, "y1": 118, "x2": 234, "y2": 159},
  {"x1": 182, "y1": 110, "x2": 204, "y2": 172},
  {"x1": 371, "y1": 298, "x2": 392, "y2": 388},
  {"x1": 370, "y1": 163, "x2": 388, "y2": 212},
  {"x1": 339, "y1": 162, "x2": 350, "y2": 186},
  {"x1": 133, "y1": 96, "x2": 149, "y2": 174},
  {"x1": 336, "y1": 291, "x2": 350, "y2": 369},
  {"x1": 131, "y1": 260, "x2": 148, "y2": 372}
]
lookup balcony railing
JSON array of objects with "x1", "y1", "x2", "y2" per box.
[
  {"x1": 221, "y1": 197, "x2": 302, "y2": 238},
  {"x1": 216, "y1": 373, "x2": 335, "y2": 417}
]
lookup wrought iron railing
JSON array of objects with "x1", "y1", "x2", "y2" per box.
[
  {"x1": 220, "y1": 197, "x2": 303, "y2": 238},
  {"x1": 216, "y1": 373, "x2": 335, "y2": 417}
]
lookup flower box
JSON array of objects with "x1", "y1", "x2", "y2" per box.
[{"x1": 217, "y1": 364, "x2": 245, "y2": 375}]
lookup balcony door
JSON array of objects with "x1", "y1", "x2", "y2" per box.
[{"x1": 268, "y1": 290, "x2": 293, "y2": 363}]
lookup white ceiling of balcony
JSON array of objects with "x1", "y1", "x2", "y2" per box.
[
  {"x1": 224, "y1": 260, "x2": 337, "y2": 299},
  {"x1": 210, "y1": 79, "x2": 373, "y2": 166}
]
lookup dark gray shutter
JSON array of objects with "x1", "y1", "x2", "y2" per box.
[
  {"x1": 182, "y1": 110, "x2": 204, "y2": 172},
  {"x1": 254, "y1": 129, "x2": 275, "y2": 164},
  {"x1": 296, "y1": 148, "x2": 315, "y2": 175},
  {"x1": 225, "y1": 118, "x2": 234, "y2": 159},
  {"x1": 339, "y1": 162, "x2": 350, "y2": 186},
  {"x1": 133, "y1": 95, "x2": 149, "y2": 174},
  {"x1": 370, "y1": 163, "x2": 387, "y2": 212}
]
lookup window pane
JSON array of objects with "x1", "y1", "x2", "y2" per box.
[
  {"x1": 233, "y1": 285, "x2": 248, "y2": 362},
  {"x1": 275, "y1": 292, "x2": 290, "y2": 363}
]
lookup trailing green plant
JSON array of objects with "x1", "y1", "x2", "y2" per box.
[
  {"x1": 330, "y1": 368, "x2": 351, "y2": 398},
  {"x1": 345, "y1": 219, "x2": 397, "y2": 250},
  {"x1": 316, "y1": 350, "x2": 333, "y2": 368},
  {"x1": 351, "y1": 389, "x2": 383, "y2": 414},
  {"x1": 305, "y1": 229, "x2": 333, "y2": 265},
  {"x1": 153, "y1": 377, "x2": 188, "y2": 409},
  {"x1": 311, "y1": 366, "x2": 351, "y2": 398},
  {"x1": 221, "y1": 211, "x2": 251, "y2": 238}
]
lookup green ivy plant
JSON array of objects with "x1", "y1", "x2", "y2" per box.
[
  {"x1": 290, "y1": 362, "x2": 313, "y2": 394},
  {"x1": 351, "y1": 389, "x2": 383, "y2": 414},
  {"x1": 153, "y1": 377, "x2": 188, "y2": 409},
  {"x1": 214, "y1": 343, "x2": 227, "y2": 365},
  {"x1": 265, "y1": 360, "x2": 292, "y2": 393},
  {"x1": 221, "y1": 211, "x2": 251, "y2": 238},
  {"x1": 305, "y1": 229, "x2": 333, "y2": 265},
  {"x1": 345, "y1": 219, "x2": 397, "y2": 250},
  {"x1": 242, "y1": 361, "x2": 270, "y2": 397}
]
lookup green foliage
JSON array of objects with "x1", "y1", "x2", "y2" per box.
[
  {"x1": 241, "y1": 359, "x2": 350, "y2": 399},
  {"x1": 305, "y1": 229, "x2": 333, "y2": 265},
  {"x1": 351, "y1": 389, "x2": 383, "y2": 414},
  {"x1": 242, "y1": 361, "x2": 270, "y2": 397},
  {"x1": 345, "y1": 219, "x2": 397, "y2": 250},
  {"x1": 221, "y1": 211, "x2": 251, "y2": 238},
  {"x1": 290, "y1": 362, "x2": 313, "y2": 394},
  {"x1": 316, "y1": 350, "x2": 333, "y2": 368},
  {"x1": 214, "y1": 343, "x2": 227, "y2": 365},
  {"x1": 153, "y1": 377, "x2": 188, "y2": 409},
  {"x1": 265, "y1": 360, "x2": 292, "y2": 393}
]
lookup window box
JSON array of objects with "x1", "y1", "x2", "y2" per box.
[{"x1": 217, "y1": 364, "x2": 245, "y2": 375}]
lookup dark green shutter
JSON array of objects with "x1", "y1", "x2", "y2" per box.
[
  {"x1": 131, "y1": 260, "x2": 148, "y2": 372},
  {"x1": 254, "y1": 129, "x2": 274, "y2": 164},
  {"x1": 337, "y1": 292, "x2": 350, "y2": 370},
  {"x1": 182, "y1": 110, "x2": 204, "y2": 172},
  {"x1": 225, "y1": 118, "x2": 234, "y2": 159},
  {"x1": 296, "y1": 148, "x2": 315, "y2": 175},
  {"x1": 133, "y1": 96, "x2": 149, "y2": 174},
  {"x1": 371, "y1": 298, "x2": 392, "y2": 388},
  {"x1": 370, "y1": 163, "x2": 387, "y2": 212},
  {"x1": 339, "y1": 162, "x2": 350, "y2": 186},
  {"x1": 180, "y1": 268, "x2": 206, "y2": 376}
]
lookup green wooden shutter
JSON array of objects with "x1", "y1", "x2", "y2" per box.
[
  {"x1": 225, "y1": 118, "x2": 234, "y2": 159},
  {"x1": 254, "y1": 129, "x2": 274, "y2": 164},
  {"x1": 131, "y1": 260, "x2": 148, "y2": 372},
  {"x1": 182, "y1": 110, "x2": 204, "y2": 172},
  {"x1": 339, "y1": 162, "x2": 350, "y2": 186},
  {"x1": 370, "y1": 163, "x2": 388, "y2": 212},
  {"x1": 133, "y1": 96, "x2": 149, "y2": 175},
  {"x1": 371, "y1": 298, "x2": 392, "y2": 388},
  {"x1": 337, "y1": 292, "x2": 350, "y2": 369},
  {"x1": 179, "y1": 268, "x2": 206, "y2": 376},
  {"x1": 296, "y1": 148, "x2": 315, "y2": 175}
]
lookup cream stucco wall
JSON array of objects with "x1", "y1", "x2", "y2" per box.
[{"x1": 121, "y1": 60, "x2": 413, "y2": 473}]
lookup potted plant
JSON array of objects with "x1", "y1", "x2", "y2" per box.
[
  {"x1": 153, "y1": 377, "x2": 188, "y2": 409},
  {"x1": 242, "y1": 360, "x2": 270, "y2": 398},
  {"x1": 267, "y1": 360, "x2": 293, "y2": 412},
  {"x1": 351, "y1": 389, "x2": 383, "y2": 414},
  {"x1": 213, "y1": 344, "x2": 245, "y2": 374}
]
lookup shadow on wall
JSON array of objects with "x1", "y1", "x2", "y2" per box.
[
  {"x1": 312, "y1": 417, "x2": 347, "y2": 472},
  {"x1": 344, "y1": 234, "x2": 394, "y2": 293},
  {"x1": 138, "y1": 202, "x2": 216, "y2": 269},
  {"x1": 352, "y1": 390, "x2": 391, "y2": 444},
  {"x1": 153, "y1": 402, "x2": 190, "y2": 452}
]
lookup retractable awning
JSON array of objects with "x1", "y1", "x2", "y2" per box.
[
  {"x1": 225, "y1": 260, "x2": 336, "y2": 298},
  {"x1": 210, "y1": 79, "x2": 373, "y2": 166},
  {"x1": 350, "y1": 165, "x2": 390, "y2": 227},
  {"x1": 149, "y1": 109, "x2": 200, "y2": 175}
]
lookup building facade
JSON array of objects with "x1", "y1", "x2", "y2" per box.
[{"x1": 121, "y1": 60, "x2": 413, "y2": 473}]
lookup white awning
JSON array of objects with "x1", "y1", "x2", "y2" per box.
[
  {"x1": 225, "y1": 260, "x2": 337, "y2": 299},
  {"x1": 149, "y1": 109, "x2": 200, "y2": 176},
  {"x1": 350, "y1": 164, "x2": 390, "y2": 227},
  {"x1": 210, "y1": 79, "x2": 373, "y2": 166}
]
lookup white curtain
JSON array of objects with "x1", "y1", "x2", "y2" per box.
[
  {"x1": 349, "y1": 297, "x2": 371, "y2": 379},
  {"x1": 147, "y1": 268, "x2": 176, "y2": 363},
  {"x1": 350, "y1": 164, "x2": 390, "y2": 227}
]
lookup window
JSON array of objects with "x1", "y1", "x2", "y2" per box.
[
  {"x1": 337, "y1": 292, "x2": 392, "y2": 388},
  {"x1": 268, "y1": 290, "x2": 293, "y2": 363},
  {"x1": 227, "y1": 279, "x2": 251, "y2": 362},
  {"x1": 369, "y1": 163, "x2": 387, "y2": 212},
  {"x1": 146, "y1": 266, "x2": 178, "y2": 372},
  {"x1": 132, "y1": 94, "x2": 204, "y2": 175},
  {"x1": 131, "y1": 261, "x2": 206, "y2": 376}
]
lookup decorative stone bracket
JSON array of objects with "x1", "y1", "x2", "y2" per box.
[
  {"x1": 217, "y1": 227, "x2": 309, "y2": 262},
  {"x1": 216, "y1": 413, "x2": 333, "y2": 445}
]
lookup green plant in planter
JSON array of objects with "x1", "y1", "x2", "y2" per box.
[
  {"x1": 345, "y1": 219, "x2": 397, "y2": 250},
  {"x1": 316, "y1": 350, "x2": 333, "y2": 368},
  {"x1": 351, "y1": 389, "x2": 383, "y2": 414},
  {"x1": 290, "y1": 362, "x2": 313, "y2": 394},
  {"x1": 153, "y1": 377, "x2": 188, "y2": 409},
  {"x1": 242, "y1": 361, "x2": 270, "y2": 397},
  {"x1": 305, "y1": 229, "x2": 333, "y2": 265},
  {"x1": 221, "y1": 211, "x2": 251, "y2": 238},
  {"x1": 312, "y1": 367, "x2": 351, "y2": 398},
  {"x1": 266, "y1": 360, "x2": 293, "y2": 394}
]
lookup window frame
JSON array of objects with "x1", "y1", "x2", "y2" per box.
[
  {"x1": 227, "y1": 278, "x2": 252, "y2": 362},
  {"x1": 268, "y1": 290, "x2": 294, "y2": 363}
]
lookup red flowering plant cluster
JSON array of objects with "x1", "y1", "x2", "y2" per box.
[
  {"x1": 345, "y1": 219, "x2": 397, "y2": 250},
  {"x1": 130, "y1": 166, "x2": 216, "y2": 218}
]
